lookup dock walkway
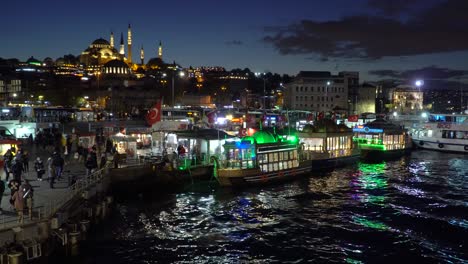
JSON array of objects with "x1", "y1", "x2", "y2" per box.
[{"x1": 0, "y1": 144, "x2": 91, "y2": 231}]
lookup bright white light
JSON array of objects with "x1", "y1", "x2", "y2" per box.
[
  {"x1": 216, "y1": 117, "x2": 227, "y2": 125},
  {"x1": 326, "y1": 81, "x2": 331, "y2": 86},
  {"x1": 421, "y1": 112, "x2": 428, "y2": 118},
  {"x1": 162, "y1": 73, "x2": 167, "y2": 77},
  {"x1": 415, "y1": 80, "x2": 424, "y2": 87},
  {"x1": 179, "y1": 71, "x2": 185, "y2": 77},
  {"x1": 2, "y1": 109, "x2": 10, "y2": 113},
  {"x1": 393, "y1": 111, "x2": 398, "y2": 117},
  {"x1": 84, "y1": 96, "x2": 89, "y2": 99}
]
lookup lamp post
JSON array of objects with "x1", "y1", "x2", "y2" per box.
[{"x1": 169, "y1": 71, "x2": 185, "y2": 107}]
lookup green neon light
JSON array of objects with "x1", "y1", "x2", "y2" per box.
[
  {"x1": 358, "y1": 143, "x2": 386, "y2": 151},
  {"x1": 353, "y1": 137, "x2": 383, "y2": 145}
]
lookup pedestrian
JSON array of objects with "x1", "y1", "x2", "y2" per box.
[
  {"x1": 113, "y1": 152, "x2": 120, "y2": 169},
  {"x1": 100, "y1": 153, "x2": 107, "y2": 169},
  {"x1": 11, "y1": 183, "x2": 25, "y2": 223},
  {"x1": 34, "y1": 157, "x2": 45, "y2": 181},
  {"x1": 85, "y1": 156, "x2": 95, "y2": 176},
  {"x1": 11, "y1": 157, "x2": 23, "y2": 182},
  {"x1": 22, "y1": 150, "x2": 30, "y2": 172},
  {"x1": 3, "y1": 149, "x2": 13, "y2": 181},
  {"x1": 77, "y1": 143, "x2": 84, "y2": 162},
  {"x1": 47, "y1": 157, "x2": 56, "y2": 188},
  {"x1": 20, "y1": 179, "x2": 34, "y2": 220},
  {"x1": 0, "y1": 179, "x2": 5, "y2": 214},
  {"x1": 52, "y1": 152, "x2": 63, "y2": 180},
  {"x1": 15, "y1": 150, "x2": 24, "y2": 172}
]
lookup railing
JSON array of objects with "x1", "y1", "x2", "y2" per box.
[{"x1": 0, "y1": 162, "x2": 111, "y2": 231}]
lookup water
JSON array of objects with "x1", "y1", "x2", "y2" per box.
[{"x1": 79, "y1": 150, "x2": 467, "y2": 263}]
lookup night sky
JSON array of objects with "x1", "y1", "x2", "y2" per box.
[{"x1": 2, "y1": 0, "x2": 468, "y2": 82}]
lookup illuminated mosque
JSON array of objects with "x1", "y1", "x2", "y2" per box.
[{"x1": 79, "y1": 24, "x2": 164, "y2": 75}]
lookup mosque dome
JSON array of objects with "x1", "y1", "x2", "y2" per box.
[
  {"x1": 92, "y1": 38, "x2": 110, "y2": 46},
  {"x1": 147, "y1": 57, "x2": 164, "y2": 69}
]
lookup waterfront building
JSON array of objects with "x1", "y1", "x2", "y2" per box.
[
  {"x1": 356, "y1": 82, "x2": 378, "y2": 114},
  {"x1": 390, "y1": 85, "x2": 424, "y2": 114},
  {"x1": 284, "y1": 71, "x2": 358, "y2": 114}
]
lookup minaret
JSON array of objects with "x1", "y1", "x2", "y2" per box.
[
  {"x1": 127, "y1": 24, "x2": 133, "y2": 63},
  {"x1": 119, "y1": 32, "x2": 125, "y2": 55},
  {"x1": 140, "y1": 45, "x2": 144, "y2": 65},
  {"x1": 158, "y1": 41, "x2": 163, "y2": 60},
  {"x1": 110, "y1": 32, "x2": 114, "y2": 48}
]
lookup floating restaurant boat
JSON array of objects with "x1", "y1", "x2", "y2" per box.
[
  {"x1": 353, "y1": 118, "x2": 412, "y2": 161},
  {"x1": 412, "y1": 113, "x2": 468, "y2": 153},
  {"x1": 214, "y1": 130, "x2": 311, "y2": 187},
  {"x1": 295, "y1": 119, "x2": 360, "y2": 170}
]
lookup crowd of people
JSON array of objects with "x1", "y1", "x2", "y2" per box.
[{"x1": 0, "y1": 129, "x2": 120, "y2": 223}]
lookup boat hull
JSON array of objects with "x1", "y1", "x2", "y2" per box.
[
  {"x1": 360, "y1": 148, "x2": 411, "y2": 162},
  {"x1": 217, "y1": 165, "x2": 312, "y2": 187},
  {"x1": 413, "y1": 138, "x2": 468, "y2": 154},
  {"x1": 305, "y1": 154, "x2": 360, "y2": 170}
]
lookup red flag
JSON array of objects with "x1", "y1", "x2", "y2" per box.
[
  {"x1": 207, "y1": 110, "x2": 217, "y2": 124},
  {"x1": 347, "y1": 115, "x2": 358, "y2": 122},
  {"x1": 146, "y1": 99, "x2": 162, "y2": 126}
]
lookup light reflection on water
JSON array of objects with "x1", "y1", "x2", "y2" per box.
[{"x1": 79, "y1": 151, "x2": 467, "y2": 263}]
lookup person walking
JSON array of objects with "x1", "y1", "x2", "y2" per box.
[
  {"x1": 85, "y1": 156, "x2": 95, "y2": 176},
  {"x1": 20, "y1": 180, "x2": 34, "y2": 220},
  {"x1": 11, "y1": 157, "x2": 23, "y2": 182},
  {"x1": 3, "y1": 149, "x2": 14, "y2": 181},
  {"x1": 10, "y1": 181, "x2": 24, "y2": 223},
  {"x1": 22, "y1": 150, "x2": 30, "y2": 172},
  {"x1": 100, "y1": 153, "x2": 107, "y2": 169},
  {"x1": 47, "y1": 157, "x2": 56, "y2": 188},
  {"x1": 34, "y1": 157, "x2": 45, "y2": 181}
]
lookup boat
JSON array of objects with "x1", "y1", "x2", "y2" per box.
[
  {"x1": 412, "y1": 113, "x2": 468, "y2": 153},
  {"x1": 214, "y1": 130, "x2": 311, "y2": 187},
  {"x1": 295, "y1": 119, "x2": 360, "y2": 170},
  {"x1": 353, "y1": 118, "x2": 412, "y2": 161}
]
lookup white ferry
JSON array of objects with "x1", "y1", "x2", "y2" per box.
[{"x1": 412, "y1": 113, "x2": 468, "y2": 153}]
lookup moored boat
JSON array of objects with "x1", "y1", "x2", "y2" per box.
[
  {"x1": 296, "y1": 119, "x2": 360, "y2": 170},
  {"x1": 412, "y1": 113, "x2": 468, "y2": 153},
  {"x1": 214, "y1": 130, "x2": 311, "y2": 187},
  {"x1": 353, "y1": 118, "x2": 412, "y2": 161}
]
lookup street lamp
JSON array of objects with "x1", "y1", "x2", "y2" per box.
[
  {"x1": 415, "y1": 80, "x2": 424, "y2": 91},
  {"x1": 171, "y1": 71, "x2": 185, "y2": 107}
]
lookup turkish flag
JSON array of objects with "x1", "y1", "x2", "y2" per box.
[
  {"x1": 207, "y1": 110, "x2": 217, "y2": 124},
  {"x1": 146, "y1": 99, "x2": 162, "y2": 126},
  {"x1": 347, "y1": 115, "x2": 358, "y2": 122}
]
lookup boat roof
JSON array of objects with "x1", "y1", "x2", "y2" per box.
[
  {"x1": 365, "y1": 118, "x2": 405, "y2": 132},
  {"x1": 170, "y1": 129, "x2": 234, "y2": 140}
]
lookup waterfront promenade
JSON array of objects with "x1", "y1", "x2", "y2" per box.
[{"x1": 0, "y1": 143, "x2": 89, "y2": 230}]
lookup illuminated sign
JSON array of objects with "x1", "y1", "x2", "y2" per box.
[{"x1": 353, "y1": 127, "x2": 383, "y2": 133}]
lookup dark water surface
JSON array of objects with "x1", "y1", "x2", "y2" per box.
[{"x1": 76, "y1": 151, "x2": 467, "y2": 263}]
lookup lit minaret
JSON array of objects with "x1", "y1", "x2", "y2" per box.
[
  {"x1": 140, "y1": 45, "x2": 144, "y2": 65},
  {"x1": 158, "y1": 41, "x2": 163, "y2": 60},
  {"x1": 127, "y1": 24, "x2": 133, "y2": 63},
  {"x1": 119, "y1": 33, "x2": 125, "y2": 55},
  {"x1": 110, "y1": 32, "x2": 114, "y2": 48}
]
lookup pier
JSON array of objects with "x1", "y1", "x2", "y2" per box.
[{"x1": 0, "y1": 144, "x2": 114, "y2": 263}]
